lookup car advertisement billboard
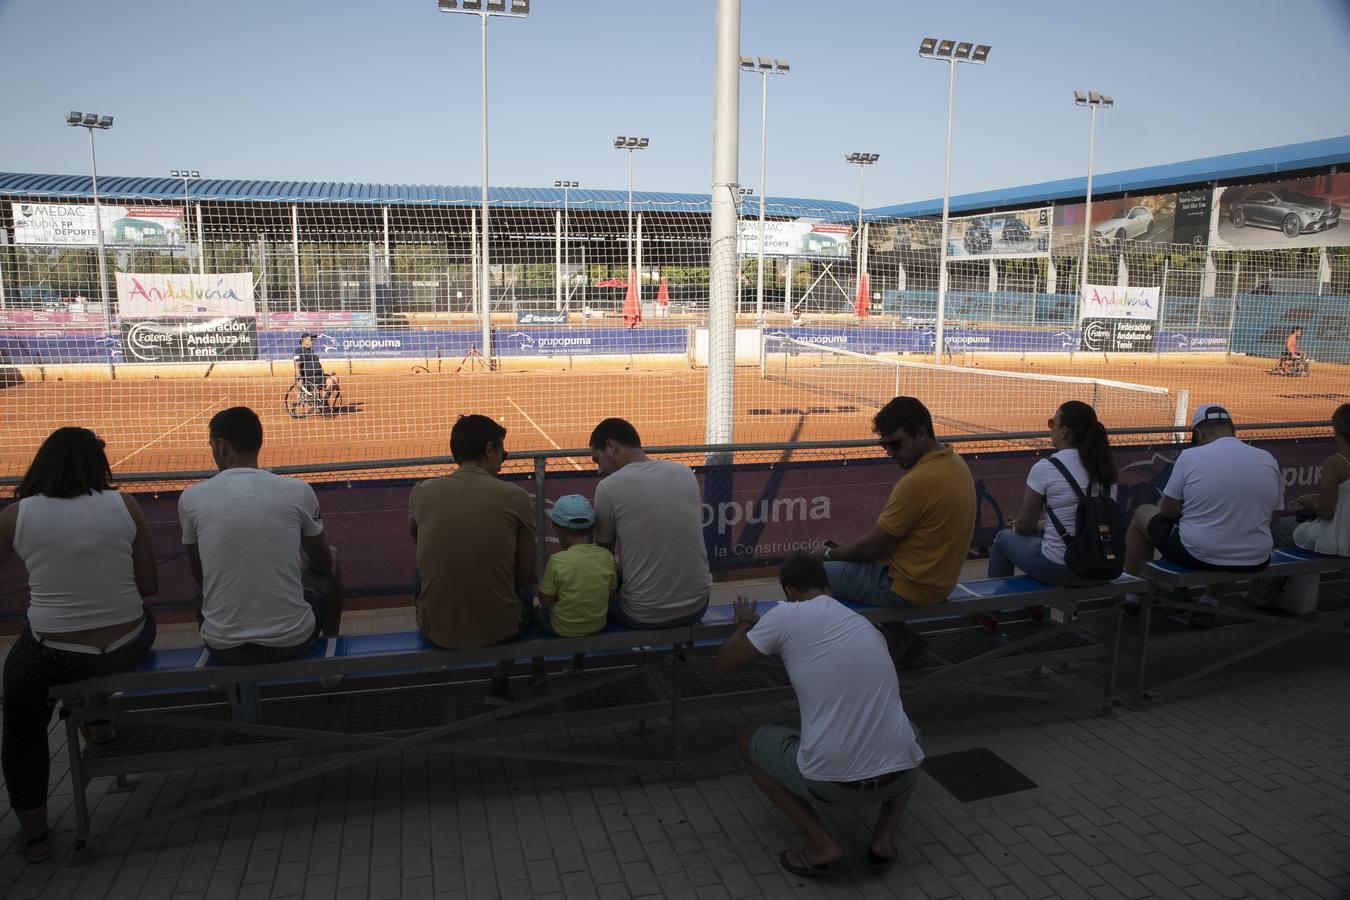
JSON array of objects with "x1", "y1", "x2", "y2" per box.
[
  {"x1": 1209, "y1": 173, "x2": 1348, "y2": 251},
  {"x1": 115, "y1": 273, "x2": 256, "y2": 318},
  {"x1": 11, "y1": 202, "x2": 185, "y2": 247},
  {"x1": 1052, "y1": 190, "x2": 1209, "y2": 251},
  {"x1": 736, "y1": 220, "x2": 852, "y2": 260},
  {"x1": 944, "y1": 207, "x2": 1051, "y2": 259}
]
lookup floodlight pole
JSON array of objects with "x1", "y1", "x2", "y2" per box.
[
  {"x1": 86, "y1": 127, "x2": 110, "y2": 327},
  {"x1": 740, "y1": 58, "x2": 787, "y2": 325},
  {"x1": 935, "y1": 56, "x2": 955, "y2": 364},
  {"x1": 479, "y1": 12, "x2": 490, "y2": 362},
  {"x1": 921, "y1": 38, "x2": 989, "y2": 364},
  {"x1": 844, "y1": 153, "x2": 877, "y2": 313},
  {"x1": 439, "y1": 1, "x2": 529, "y2": 363},
  {"x1": 1075, "y1": 93, "x2": 1112, "y2": 307},
  {"x1": 627, "y1": 150, "x2": 634, "y2": 286}
]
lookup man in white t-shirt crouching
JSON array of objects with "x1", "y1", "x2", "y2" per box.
[
  {"x1": 716, "y1": 552, "x2": 924, "y2": 878},
  {"x1": 180, "y1": 406, "x2": 342, "y2": 665},
  {"x1": 1124, "y1": 403, "x2": 1282, "y2": 623}
]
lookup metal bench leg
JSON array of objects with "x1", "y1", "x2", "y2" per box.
[
  {"x1": 61, "y1": 708, "x2": 93, "y2": 851},
  {"x1": 108, "y1": 773, "x2": 139, "y2": 794},
  {"x1": 228, "y1": 682, "x2": 261, "y2": 723},
  {"x1": 1102, "y1": 599, "x2": 1124, "y2": 715},
  {"x1": 1133, "y1": 586, "x2": 1156, "y2": 707},
  {"x1": 671, "y1": 649, "x2": 684, "y2": 767}
]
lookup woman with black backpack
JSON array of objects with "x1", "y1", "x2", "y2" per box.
[{"x1": 978, "y1": 401, "x2": 1121, "y2": 631}]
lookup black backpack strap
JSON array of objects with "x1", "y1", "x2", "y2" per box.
[{"x1": 1041, "y1": 456, "x2": 1085, "y2": 540}]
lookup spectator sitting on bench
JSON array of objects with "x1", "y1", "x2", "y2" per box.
[
  {"x1": 715, "y1": 553, "x2": 924, "y2": 878},
  {"x1": 180, "y1": 406, "x2": 342, "y2": 666},
  {"x1": 0, "y1": 427, "x2": 159, "y2": 864},
  {"x1": 813, "y1": 396, "x2": 975, "y2": 663},
  {"x1": 410, "y1": 414, "x2": 535, "y2": 708},
  {"x1": 529, "y1": 494, "x2": 616, "y2": 684},
  {"x1": 1124, "y1": 403, "x2": 1282, "y2": 624},
  {"x1": 1252, "y1": 403, "x2": 1350, "y2": 607},
  {"x1": 979, "y1": 401, "x2": 1118, "y2": 630},
  {"x1": 590, "y1": 417, "x2": 710, "y2": 628}
]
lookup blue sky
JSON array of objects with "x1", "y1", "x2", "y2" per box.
[{"x1": 2, "y1": 0, "x2": 1348, "y2": 207}]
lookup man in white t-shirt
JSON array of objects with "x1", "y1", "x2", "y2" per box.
[
  {"x1": 590, "y1": 418, "x2": 710, "y2": 628},
  {"x1": 180, "y1": 406, "x2": 342, "y2": 665},
  {"x1": 716, "y1": 553, "x2": 924, "y2": 878},
  {"x1": 1125, "y1": 404, "x2": 1281, "y2": 619}
]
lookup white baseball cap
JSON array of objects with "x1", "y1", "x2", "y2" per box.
[{"x1": 1190, "y1": 404, "x2": 1233, "y2": 429}]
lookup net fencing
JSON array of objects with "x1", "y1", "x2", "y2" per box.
[
  {"x1": 760, "y1": 333, "x2": 1186, "y2": 437},
  {"x1": 0, "y1": 184, "x2": 1346, "y2": 480}
]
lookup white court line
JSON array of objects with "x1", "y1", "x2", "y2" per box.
[
  {"x1": 111, "y1": 403, "x2": 219, "y2": 470},
  {"x1": 506, "y1": 397, "x2": 584, "y2": 471}
]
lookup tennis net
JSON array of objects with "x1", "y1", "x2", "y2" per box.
[{"x1": 759, "y1": 333, "x2": 1188, "y2": 435}]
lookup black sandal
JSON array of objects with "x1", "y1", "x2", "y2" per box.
[
  {"x1": 779, "y1": 848, "x2": 848, "y2": 878},
  {"x1": 865, "y1": 848, "x2": 896, "y2": 870},
  {"x1": 20, "y1": 831, "x2": 51, "y2": 863}
]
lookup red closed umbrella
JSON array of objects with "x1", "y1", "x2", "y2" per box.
[
  {"x1": 623, "y1": 270, "x2": 642, "y2": 328},
  {"x1": 854, "y1": 270, "x2": 871, "y2": 318},
  {"x1": 656, "y1": 277, "x2": 670, "y2": 306}
]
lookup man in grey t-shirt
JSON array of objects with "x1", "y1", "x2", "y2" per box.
[{"x1": 590, "y1": 418, "x2": 710, "y2": 628}]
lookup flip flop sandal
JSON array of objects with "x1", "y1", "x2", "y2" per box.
[
  {"x1": 865, "y1": 849, "x2": 897, "y2": 871},
  {"x1": 19, "y1": 832, "x2": 51, "y2": 864},
  {"x1": 779, "y1": 848, "x2": 849, "y2": 878}
]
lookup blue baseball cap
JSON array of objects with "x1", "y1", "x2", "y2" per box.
[{"x1": 550, "y1": 494, "x2": 595, "y2": 528}]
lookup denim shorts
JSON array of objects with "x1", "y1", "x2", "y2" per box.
[{"x1": 747, "y1": 724, "x2": 920, "y2": 806}]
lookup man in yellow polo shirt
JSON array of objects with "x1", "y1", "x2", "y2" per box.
[{"x1": 814, "y1": 396, "x2": 975, "y2": 660}]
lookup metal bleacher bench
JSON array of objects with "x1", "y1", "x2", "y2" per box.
[
  {"x1": 1128, "y1": 547, "x2": 1350, "y2": 706},
  {"x1": 50, "y1": 574, "x2": 1143, "y2": 853}
]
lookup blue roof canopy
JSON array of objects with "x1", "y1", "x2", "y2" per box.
[
  {"x1": 0, "y1": 173, "x2": 856, "y2": 218},
  {"x1": 867, "y1": 134, "x2": 1350, "y2": 218}
]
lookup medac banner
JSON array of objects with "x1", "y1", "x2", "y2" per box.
[
  {"x1": 11, "y1": 202, "x2": 184, "y2": 247},
  {"x1": 1079, "y1": 284, "x2": 1160, "y2": 353},
  {"x1": 736, "y1": 220, "x2": 852, "y2": 259}
]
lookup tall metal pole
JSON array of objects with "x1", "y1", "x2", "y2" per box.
[
  {"x1": 182, "y1": 175, "x2": 191, "y2": 263},
  {"x1": 857, "y1": 164, "x2": 865, "y2": 290},
  {"x1": 1079, "y1": 104, "x2": 1098, "y2": 306},
  {"x1": 478, "y1": 12, "x2": 492, "y2": 362},
  {"x1": 755, "y1": 70, "x2": 767, "y2": 324},
  {"x1": 87, "y1": 128, "x2": 111, "y2": 331},
  {"x1": 627, "y1": 150, "x2": 635, "y2": 286},
  {"x1": 934, "y1": 57, "x2": 956, "y2": 364},
  {"x1": 562, "y1": 183, "x2": 569, "y2": 309},
  {"x1": 706, "y1": 0, "x2": 740, "y2": 450}
]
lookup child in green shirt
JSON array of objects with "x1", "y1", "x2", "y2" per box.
[{"x1": 533, "y1": 495, "x2": 616, "y2": 680}]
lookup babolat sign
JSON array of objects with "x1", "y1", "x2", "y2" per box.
[
  {"x1": 515, "y1": 309, "x2": 570, "y2": 325},
  {"x1": 120, "y1": 317, "x2": 258, "y2": 363}
]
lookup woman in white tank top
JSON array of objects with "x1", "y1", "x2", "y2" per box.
[
  {"x1": 1290, "y1": 404, "x2": 1350, "y2": 557},
  {"x1": 0, "y1": 428, "x2": 159, "y2": 863}
]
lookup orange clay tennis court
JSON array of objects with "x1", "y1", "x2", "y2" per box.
[{"x1": 0, "y1": 353, "x2": 1344, "y2": 480}]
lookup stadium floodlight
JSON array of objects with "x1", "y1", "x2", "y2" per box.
[
  {"x1": 613, "y1": 135, "x2": 650, "y2": 297},
  {"x1": 435, "y1": 0, "x2": 530, "y2": 363},
  {"x1": 920, "y1": 36, "x2": 991, "y2": 363},
  {"x1": 741, "y1": 52, "x2": 791, "y2": 324},
  {"x1": 171, "y1": 169, "x2": 202, "y2": 272},
  {"x1": 65, "y1": 109, "x2": 115, "y2": 328},
  {"x1": 554, "y1": 179, "x2": 579, "y2": 309},
  {"x1": 1075, "y1": 89, "x2": 1114, "y2": 312},
  {"x1": 845, "y1": 152, "x2": 879, "y2": 312}
]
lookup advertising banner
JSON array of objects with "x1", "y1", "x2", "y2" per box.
[
  {"x1": 1079, "y1": 284, "x2": 1161, "y2": 321},
  {"x1": 736, "y1": 220, "x2": 852, "y2": 259},
  {"x1": 943, "y1": 208, "x2": 1051, "y2": 259},
  {"x1": 1079, "y1": 318, "x2": 1157, "y2": 353},
  {"x1": 1052, "y1": 191, "x2": 1206, "y2": 251},
  {"x1": 11, "y1": 202, "x2": 185, "y2": 247},
  {"x1": 515, "y1": 309, "x2": 570, "y2": 325},
  {"x1": 116, "y1": 273, "x2": 256, "y2": 318},
  {"x1": 1209, "y1": 173, "x2": 1348, "y2": 251},
  {"x1": 120, "y1": 317, "x2": 258, "y2": 363}
]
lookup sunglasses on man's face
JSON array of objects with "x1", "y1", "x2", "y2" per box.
[{"x1": 877, "y1": 437, "x2": 905, "y2": 453}]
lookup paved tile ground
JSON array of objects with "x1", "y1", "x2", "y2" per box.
[{"x1": 2, "y1": 623, "x2": 1349, "y2": 899}]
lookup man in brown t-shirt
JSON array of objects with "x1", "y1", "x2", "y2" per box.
[{"x1": 409, "y1": 414, "x2": 535, "y2": 706}]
